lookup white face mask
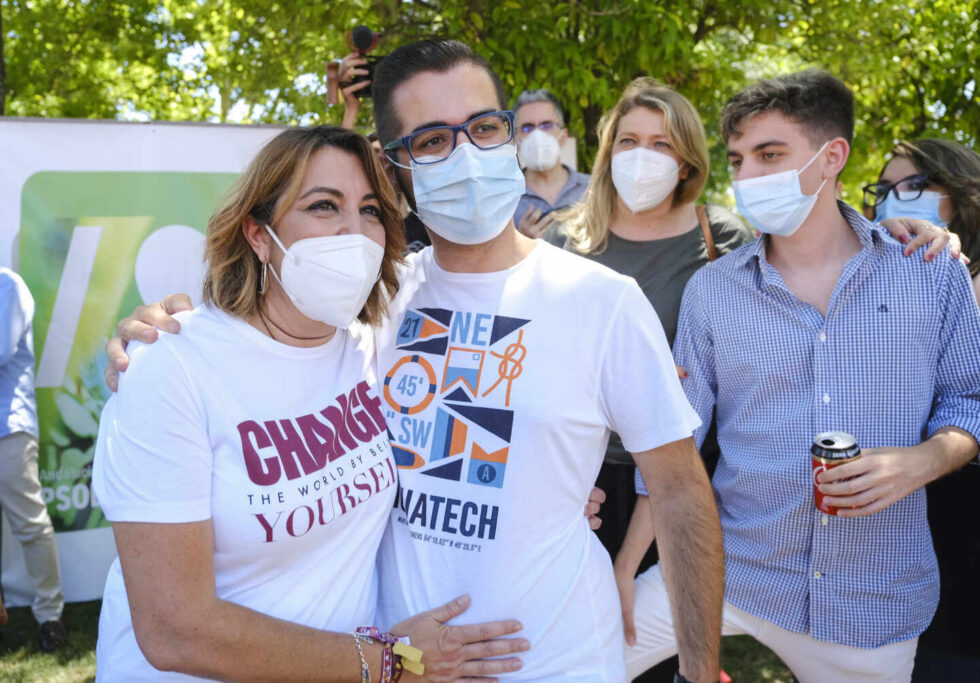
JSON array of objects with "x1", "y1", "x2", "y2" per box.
[
  {"x1": 265, "y1": 227, "x2": 384, "y2": 329},
  {"x1": 518, "y1": 129, "x2": 561, "y2": 172},
  {"x1": 733, "y1": 142, "x2": 829, "y2": 237},
  {"x1": 611, "y1": 148, "x2": 680, "y2": 213},
  {"x1": 412, "y1": 143, "x2": 526, "y2": 246}
]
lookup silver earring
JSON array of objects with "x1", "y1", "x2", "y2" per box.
[{"x1": 258, "y1": 261, "x2": 268, "y2": 295}]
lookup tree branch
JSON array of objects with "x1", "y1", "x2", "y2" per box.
[
  {"x1": 693, "y1": 2, "x2": 717, "y2": 43},
  {"x1": 584, "y1": 5, "x2": 628, "y2": 17}
]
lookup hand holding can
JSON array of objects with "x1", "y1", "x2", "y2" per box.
[{"x1": 811, "y1": 432, "x2": 861, "y2": 515}]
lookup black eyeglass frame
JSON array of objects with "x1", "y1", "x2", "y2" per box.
[
  {"x1": 382, "y1": 110, "x2": 516, "y2": 167},
  {"x1": 862, "y1": 173, "x2": 932, "y2": 207}
]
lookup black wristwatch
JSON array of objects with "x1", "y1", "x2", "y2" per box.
[{"x1": 674, "y1": 674, "x2": 720, "y2": 683}]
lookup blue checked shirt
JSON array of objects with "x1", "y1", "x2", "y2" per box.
[{"x1": 637, "y1": 202, "x2": 980, "y2": 648}]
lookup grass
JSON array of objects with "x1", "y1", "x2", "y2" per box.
[
  {"x1": 0, "y1": 601, "x2": 99, "y2": 683},
  {"x1": 0, "y1": 601, "x2": 794, "y2": 682},
  {"x1": 722, "y1": 635, "x2": 795, "y2": 682}
]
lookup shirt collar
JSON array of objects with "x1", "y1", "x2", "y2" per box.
[
  {"x1": 523, "y1": 164, "x2": 584, "y2": 200},
  {"x1": 567, "y1": 166, "x2": 590, "y2": 187},
  {"x1": 838, "y1": 200, "x2": 889, "y2": 249}
]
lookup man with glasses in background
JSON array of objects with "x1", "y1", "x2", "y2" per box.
[{"x1": 510, "y1": 89, "x2": 591, "y2": 238}]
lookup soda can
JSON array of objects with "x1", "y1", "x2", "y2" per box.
[{"x1": 811, "y1": 431, "x2": 861, "y2": 515}]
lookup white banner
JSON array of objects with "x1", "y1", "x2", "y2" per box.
[{"x1": 0, "y1": 118, "x2": 284, "y2": 605}]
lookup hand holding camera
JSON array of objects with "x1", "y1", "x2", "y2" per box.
[{"x1": 326, "y1": 25, "x2": 383, "y2": 129}]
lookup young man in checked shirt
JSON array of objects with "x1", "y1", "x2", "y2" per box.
[{"x1": 616, "y1": 70, "x2": 980, "y2": 682}]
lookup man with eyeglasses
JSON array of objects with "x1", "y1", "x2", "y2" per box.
[
  {"x1": 370, "y1": 39, "x2": 722, "y2": 682},
  {"x1": 105, "y1": 38, "x2": 724, "y2": 682},
  {"x1": 510, "y1": 89, "x2": 591, "y2": 238}
]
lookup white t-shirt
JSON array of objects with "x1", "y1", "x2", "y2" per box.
[
  {"x1": 375, "y1": 242, "x2": 700, "y2": 681},
  {"x1": 93, "y1": 305, "x2": 396, "y2": 681}
]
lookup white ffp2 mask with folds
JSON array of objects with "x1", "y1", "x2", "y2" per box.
[
  {"x1": 265, "y1": 226, "x2": 383, "y2": 329},
  {"x1": 519, "y1": 130, "x2": 562, "y2": 172},
  {"x1": 611, "y1": 148, "x2": 680, "y2": 213}
]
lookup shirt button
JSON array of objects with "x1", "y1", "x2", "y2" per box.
[
  {"x1": 821, "y1": 515, "x2": 829, "y2": 526},
  {"x1": 813, "y1": 571, "x2": 822, "y2": 579},
  {"x1": 822, "y1": 393, "x2": 831, "y2": 404},
  {"x1": 818, "y1": 331, "x2": 827, "y2": 342}
]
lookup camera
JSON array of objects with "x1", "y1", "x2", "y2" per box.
[
  {"x1": 346, "y1": 25, "x2": 382, "y2": 98},
  {"x1": 327, "y1": 25, "x2": 383, "y2": 103}
]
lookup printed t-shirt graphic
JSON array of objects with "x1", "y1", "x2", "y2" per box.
[
  {"x1": 384, "y1": 304, "x2": 528, "y2": 499},
  {"x1": 375, "y1": 243, "x2": 701, "y2": 682},
  {"x1": 93, "y1": 306, "x2": 396, "y2": 682}
]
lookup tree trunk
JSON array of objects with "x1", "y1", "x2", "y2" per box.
[
  {"x1": 221, "y1": 73, "x2": 230, "y2": 122},
  {"x1": 0, "y1": 5, "x2": 6, "y2": 116},
  {"x1": 580, "y1": 102, "x2": 603, "y2": 169}
]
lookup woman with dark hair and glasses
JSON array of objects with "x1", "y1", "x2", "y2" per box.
[
  {"x1": 864, "y1": 138, "x2": 980, "y2": 300},
  {"x1": 865, "y1": 138, "x2": 980, "y2": 683}
]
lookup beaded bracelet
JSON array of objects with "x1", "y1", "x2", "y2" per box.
[
  {"x1": 355, "y1": 627, "x2": 425, "y2": 681},
  {"x1": 390, "y1": 647, "x2": 404, "y2": 683}
]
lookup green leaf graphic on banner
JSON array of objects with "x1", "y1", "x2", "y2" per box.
[
  {"x1": 60, "y1": 448, "x2": 91, "y2": 474},
  {"x1": 19, "y1": 170, "x2": 238, "y2": 531},
  {"x1": 49, "y1": 430, "x2": 70, "y2": 447},
  {"x1": 54, "y1": 394, "x2": 99, "y2": 438}
]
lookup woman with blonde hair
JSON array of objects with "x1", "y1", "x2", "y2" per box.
[
  {"x1": 547, "y1": 74, "x2": 752, "y2": 472},
  {"x1": 547, "y1": 77, "x2": 753, "y2": 682},
  {"x1": 93, "y1": 125, "x2": 526, "y2": 682},
  {"x1": 551, "y1": 78, "x2": 752, "y2": 343}
]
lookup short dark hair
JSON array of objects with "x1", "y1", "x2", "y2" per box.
[
  {"x1": 513, "y1": 89, "x2": 565, "y2": 126},
  {"x1": 371, "y1": 39, "x2": 508, "y2": 147},
  {"x1": 721, "y1": 69, "x2": 854, "y2": 147}
]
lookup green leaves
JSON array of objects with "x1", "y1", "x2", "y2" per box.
[{"x1": 2, "y1": 0, "x2": 975, "y2": 201}]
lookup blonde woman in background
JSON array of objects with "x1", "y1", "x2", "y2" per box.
[{"x1": 546, "y1": 78, "x2": 750, "y2": 682}]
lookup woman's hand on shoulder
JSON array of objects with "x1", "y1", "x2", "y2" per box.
[
  {"x1": 879, "y1": 217, "x2": 965, "y2": 263},
  {"x1": 392, "y1": 594, "x2": 529, "y2": 682},
  {"x1": 105, "y1": 293, "x2": 193, "y2": 391}
]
